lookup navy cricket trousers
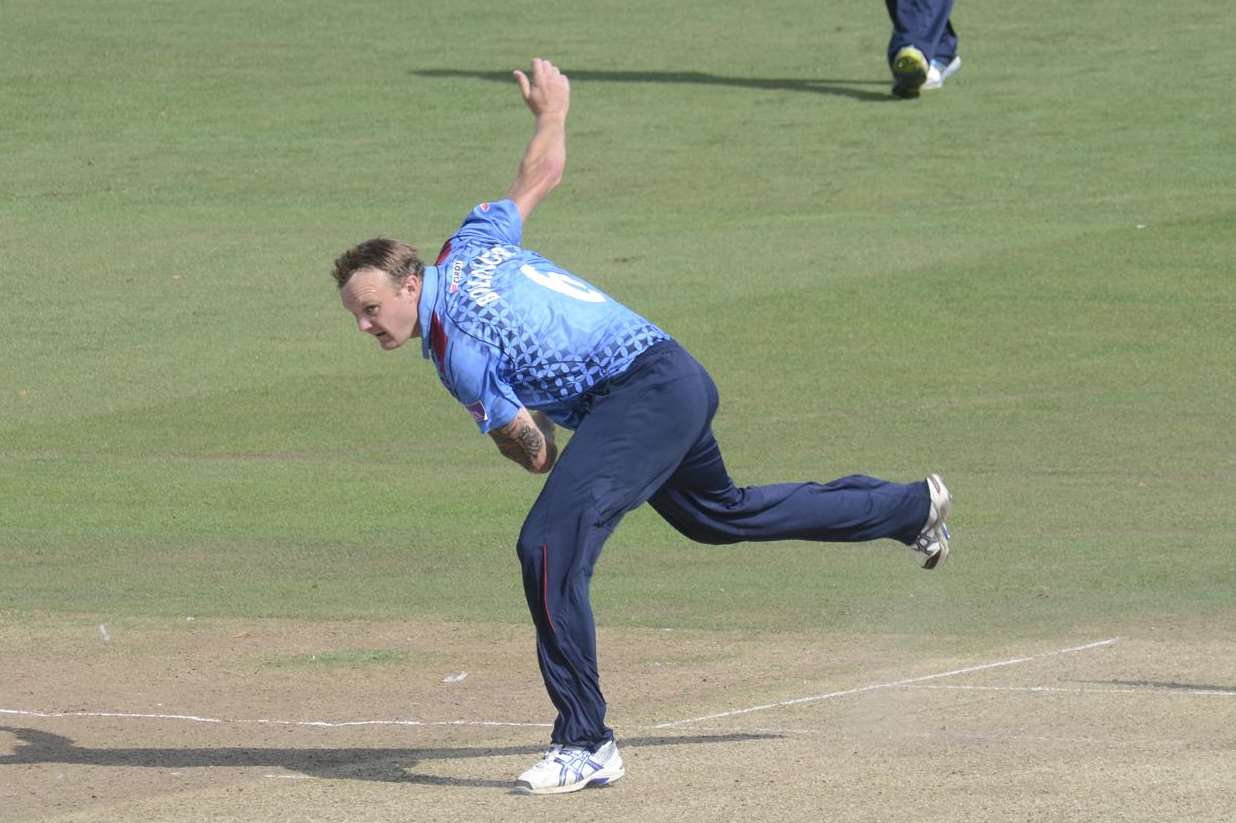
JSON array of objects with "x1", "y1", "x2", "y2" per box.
[
  {"x1": 515, "y1": 340, "x2": 930, "y2": 749},
  {"x1": 885, "y1": 0, "x2": 959, "y2": 66}
]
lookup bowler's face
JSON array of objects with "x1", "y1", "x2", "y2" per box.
[{"x1": 340, "y1": 267, "x2": 422, "y2": 351}]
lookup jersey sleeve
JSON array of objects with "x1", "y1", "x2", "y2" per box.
[
  {"x1": 448, "y1": 199, "x2": 523, "y2": 247},
  {"x1": 441, "y1": 335, "x2": 521, "y2": 434}
]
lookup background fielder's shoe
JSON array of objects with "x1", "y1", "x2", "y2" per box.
[
  {"x1": 515, "y1": 740, "x2": 625, "y2": 795},
  {"x1": 924, "y1": 56, "x2": 962, "y2": 90},
  {"x1": 891, "y1": 46, "x2": 929, "y2": 98},
  {"x1": 910, "y1": 474, "x2": 952, "y2": 569}
]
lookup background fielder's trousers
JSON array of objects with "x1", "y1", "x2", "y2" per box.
[
  {"x1": 885, "y1": 0, "x2": 959, "y2": 66},
  {"x1": 515, "y1": 340, "x2": 930, "y2": 750}
]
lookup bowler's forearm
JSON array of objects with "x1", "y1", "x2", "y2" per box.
[
  {"x1": 508, "y1": 113, "x2": 567, "y2": 218},
  {"x1": 490, "y1": 410, "x2": 558, "y2": 474}
]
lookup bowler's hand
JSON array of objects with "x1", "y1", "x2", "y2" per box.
[{"x1": 513, "y1": 58, "x2": 570, "y2": 120}]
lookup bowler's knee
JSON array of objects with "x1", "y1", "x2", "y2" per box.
[
  {"x1": 515, "y1": 529, "x2": 543, "y2": 568},
  {"x1": 664, "y1": 517, "x2": 742, "y2": 546}
]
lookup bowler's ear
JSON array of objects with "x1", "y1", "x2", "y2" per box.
[{"x1": 402, "y1": 274, "x2": 423, "y2": 300}]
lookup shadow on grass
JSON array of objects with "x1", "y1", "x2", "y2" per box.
[
  {"x1": 413, "y1": 68, "x2": 895, "y2": 103},
  {"x1": 0, "y1": 727, "x2": 780, "y2": 789}
]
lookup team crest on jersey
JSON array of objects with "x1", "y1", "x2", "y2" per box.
[
  {"x1": 465, "y1": 401, "x2": 488, "y2": 423},
  {"x1": 479, "y1": 202, "x2": 490, "y2": 212}
]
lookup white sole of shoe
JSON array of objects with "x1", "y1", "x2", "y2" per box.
[
  {"x1": 515, "y1": 764, "x2": 625, "y2": 795},
  {"x1": 921, "y1": 473, "x2": 952, "y2": 570},
  {"x1": 922, "y1": 524, "x2": 950, "y2": 569}
]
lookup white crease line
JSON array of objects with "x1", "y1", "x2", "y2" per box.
[
  {"x1": 0, "y1": 709, "x2": 223, "y2": 724},
  {"x1": 654, "y1": 637, "x2": 1120, "y2": 728},
  {"x1": 0, "y1": 708, "x2": 550, "y2": 729},
  {"x1": 245, "y1": 719, "x2": 552, "y2": 729},
  {"x1": 1053, "y1": 638, "x2": 1122, "y2": 655},
  {"x1": 903, "y1": 684, "x2": 1236, "y2": 697},
  {"x1": 706, "y1": 725, "x2": 1118, "y2": 745},
  {"x1": 0, "y1": 639, "x2": 1123, "y2": 734}
]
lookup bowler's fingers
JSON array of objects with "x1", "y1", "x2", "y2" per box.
[
  {"x1": 513, "y1": 68, "x2": 532, "y2": 101},
  {"x1": 514, "y1": 58, "x2": 549, "y2": 97},
  {"x1": 515, "y1": 58, "x2": 568, "y2": 104},
  {"x1": 533, "y1": 57, "x2": 559, "y2": 82},
  {"x1": 538, "y1": 60, "x2": 568, "y2": 95}
]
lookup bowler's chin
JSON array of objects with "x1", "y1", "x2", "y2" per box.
[{"x1": 377, "y1": 333, "x2": 404, "y2": 350}]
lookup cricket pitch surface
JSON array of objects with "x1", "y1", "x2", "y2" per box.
[{"x1": 3, "y1": 617, "x2": 1234, "y2": 822}]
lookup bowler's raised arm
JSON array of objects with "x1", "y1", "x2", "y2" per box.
[{"x1": 507, "y1": 58, "x2": 570, "y2": 222}]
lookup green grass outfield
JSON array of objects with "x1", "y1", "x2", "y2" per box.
[{"x1": 2, "y1": 1, "x2": 1233, "y2": 642}]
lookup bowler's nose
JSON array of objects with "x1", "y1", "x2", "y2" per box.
[{"x1": 357, "y1": 315, "x2": 374, "y2": 332}]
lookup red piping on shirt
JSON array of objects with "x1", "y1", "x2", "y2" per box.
[
  {"x1": 429, "y1": 312, "x2": 448, "y2": 369},
  {"x1": 434, "y1": 239, "x2": 453, "y2": 265}
]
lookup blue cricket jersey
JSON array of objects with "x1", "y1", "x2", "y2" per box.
[{"x1": 417, "y1": 200, "x2": 670, "y2": 432}]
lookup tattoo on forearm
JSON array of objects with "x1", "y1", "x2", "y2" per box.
[{"x1": 491, "y1": 418, "x2": 545, "y2": 471}]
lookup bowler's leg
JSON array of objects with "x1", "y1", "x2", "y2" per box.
[
  {"x1": 649, "y1": 428, "x2": 930, "y2": 545},
  {"x1": 516, "y1": 467, "x2": 614, "y2": 749},
  {"x1": 515, "y1": 342, "x2": 715, "y2": 749}
]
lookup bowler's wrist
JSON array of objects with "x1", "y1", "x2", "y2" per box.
[{"x1": 534, "y1": 111, "x2": 568, "y2": 127}]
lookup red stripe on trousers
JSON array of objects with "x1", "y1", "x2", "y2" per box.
[{"x1": 542, "y1": 543, "x2": 556, "y2": 634}]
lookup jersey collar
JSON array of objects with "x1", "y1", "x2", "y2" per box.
[{"x1": 418, "y1": 264, "x2": 441, "y2": 360}]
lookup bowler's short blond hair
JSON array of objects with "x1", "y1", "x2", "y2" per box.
[{"x1": 332, "y1": 238, "x2": 424, "y2": 289}]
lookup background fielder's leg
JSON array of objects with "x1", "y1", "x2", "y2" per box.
[{"x1": 885, "y1": 0, "x2": 958, "y2": 64}]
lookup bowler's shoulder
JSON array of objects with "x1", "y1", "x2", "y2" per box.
[{"x1": 449, "y1": 199, "x2": 524, "y2": 247}]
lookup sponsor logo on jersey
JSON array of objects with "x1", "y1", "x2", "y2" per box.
[{"x1": 448, "y1": 260, "x2": 465, "y2": 294}]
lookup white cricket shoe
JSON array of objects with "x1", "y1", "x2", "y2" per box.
[
  {"x1": 910, "y1": 473, "x2": 952, "y2": 569},
  {"x1": 924, "y1": 56, "x2": 961, "y2": 90},
  {"x1": 515, "y1": 740, "x2": 625, "y2": 795}
]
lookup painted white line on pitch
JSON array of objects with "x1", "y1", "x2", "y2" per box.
[
  {"x1": 653, "y1": 637, "x2": 1120, "y2": 728},
  {"x1": 0, "y1": 708, "x2": 551, "y2": 729},
  {"x1": 0, "y1": 709, "x2": 224, "y2": 724},
  {"x1": 246, "y1": 719, "x2": 552, "y2": 729},
  {"x1": 1054, "y1": 638, "x2": 1122, "y2": 655},
  {"x1": 715, "y1": 725, "x2": 1118, "y2": 745},
  {"x1": 903, "y1": 683, "x2": 1236, "y2": 697}
]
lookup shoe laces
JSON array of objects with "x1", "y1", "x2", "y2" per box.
[
  {"x1": 533, "y1": 744, "x2": 563, "y2": 763},
  {"x1": 915, "y1": 522, "x2": 950, "y2": 554},
  {"x1": 532, "y1": 744, "x2": 595, "y2": 767}
]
